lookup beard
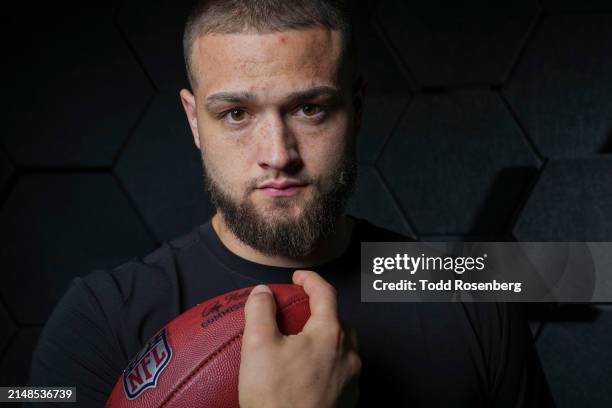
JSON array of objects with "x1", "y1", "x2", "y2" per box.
[{"x1": 202, "y1": 155, "x2": 357, "y2": 258}]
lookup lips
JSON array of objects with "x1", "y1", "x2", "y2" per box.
[
  {"x1": 258, "y1": 180, "x2": 305, "y2": 189},
  {"x1": 257, "y1": 179, "x2": 306, "y2": 197}
]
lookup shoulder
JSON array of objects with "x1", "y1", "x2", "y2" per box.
[
  {"x1": 36, "y1": 224, "x2": 209, "y2": 362},
  {"x1": 82, "y1": 224, "x2": 209, "y2": 340},
  {"x1": 79, "y1": 225, "x2": 198, "y2": 306},
  {"x1": 30, "y1": 224, "x2": 211, "y2": 395},
  {"x1": 85, "y1": 222, "x2": 207, "y2": 298}
]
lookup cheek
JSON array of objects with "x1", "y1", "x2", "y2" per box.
[
  {"x1": 297, "y1": 120, "x2": 351, "y2": 176},
  {"x1": 201, "y1": 134, "x2": 257, "y2": 192}
]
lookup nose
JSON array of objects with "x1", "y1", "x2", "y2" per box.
[{"x1": 256, "y1": 113, "x2": 301, "y2": 173}]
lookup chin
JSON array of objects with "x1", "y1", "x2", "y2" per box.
[{"x1": 257, "y1": 200, "x2": 306, "y2": 220}]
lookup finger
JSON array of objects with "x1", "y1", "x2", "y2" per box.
[
  {"x1": 242, "y1": 285, "x2": 280, "y2": 350},
  {"x1": 292, "y1": 270, "x2": 339, "y2": 324}
]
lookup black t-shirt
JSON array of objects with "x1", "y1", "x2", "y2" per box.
[{"x1": 29, "y1": 217, "x2": 554, "y2": 407}]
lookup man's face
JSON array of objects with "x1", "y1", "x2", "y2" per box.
[{"x1": 181, "y1": 27, "x2": 361, "y2": 257}]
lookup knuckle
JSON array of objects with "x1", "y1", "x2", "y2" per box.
[
  {"x1": 245, "y1": 293, "x2": 270, "y2": 314},
  {"x1": 244, "y1": 296, "x2": 258, "y2": 311},
  {"x1": 243, "y1": 330, "x2": 268, "y2": 349},
  {"x1": 346, "y1": 351, "x2": 362, "y2": 376},
  {"x1": 247, "y1": 291, "x2": 267, "y2": 304}
]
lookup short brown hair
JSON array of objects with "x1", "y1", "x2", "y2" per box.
[{"x1": 183, "y1": 0, "x2": 352, "y2": 88}]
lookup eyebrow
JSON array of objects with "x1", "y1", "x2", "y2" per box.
[
  {"x1": 204, "y1": 86, "x2": 342, "y2": 112},
  {"x1": 205, "y1": 91, "x2": 255, "y2": 112}
]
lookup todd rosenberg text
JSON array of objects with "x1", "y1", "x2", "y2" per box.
[{"x1": 372, "y1": 279, "x2": 523, "y2": 293}]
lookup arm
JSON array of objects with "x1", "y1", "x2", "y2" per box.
[{"x1": 28, "y1": 277, "x2": 124, "y2": 406}]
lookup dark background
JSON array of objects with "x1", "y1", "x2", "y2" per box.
[{"x1": 1, "y1": 0, "x2": 611, "y2": 406}]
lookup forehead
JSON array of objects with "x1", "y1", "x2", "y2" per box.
[{"x1": 192, "y1": 27, "x2": 345, "y2": 97}]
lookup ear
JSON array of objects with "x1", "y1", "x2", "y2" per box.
[
  {"x1": 179, "y1": 88, "x2": 201, "y2": 150},
  {"x1": 352, "y1": 76, "x2": 367, "y2": 135}
]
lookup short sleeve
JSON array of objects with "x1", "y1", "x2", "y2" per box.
[{"x1": 28, "y1": 276, "x2": 127, "y2": 406}]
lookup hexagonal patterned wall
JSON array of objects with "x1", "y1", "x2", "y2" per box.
[{"x1": 2, "y1": 1, "x2": 611, "y2": 406}]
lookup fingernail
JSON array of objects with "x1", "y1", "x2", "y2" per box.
[{"x1": 251, "y1": 284, "x2": 272, "y2": 295}]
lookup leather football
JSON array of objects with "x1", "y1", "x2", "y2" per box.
[{"x1": 106, "y1": 284, "x2": 310, "y2": 407}]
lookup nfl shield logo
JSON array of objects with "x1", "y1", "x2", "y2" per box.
[{"x1": 123, "y1": 328, "x2": 173, "y2": 400}]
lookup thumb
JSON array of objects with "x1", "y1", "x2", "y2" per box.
[{"x1": 242, "y1": 285, "x2": 280, "y2": 349}]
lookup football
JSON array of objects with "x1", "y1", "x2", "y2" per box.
[{"x1": 106, "y1": 284, "x2": 310, "y2": 407}]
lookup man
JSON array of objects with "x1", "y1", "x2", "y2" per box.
[{"x1": 30, "y1": 0, "x2": 555, "y2": 406}]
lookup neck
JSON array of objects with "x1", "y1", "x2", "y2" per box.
[{"x1": 211, "y1": 213, "x2": 354, "y2": 269}]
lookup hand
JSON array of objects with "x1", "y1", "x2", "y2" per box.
[{"x1": 239, "y1": 270, "x2": 361, "y2": 408}]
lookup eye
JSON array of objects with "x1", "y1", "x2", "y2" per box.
[
  {"x1": 221, "y1": 109, "x2": 248, "y2": 125},
  {"x1": 297, "y1": 104, "x2": 325, "y2": 118}
]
